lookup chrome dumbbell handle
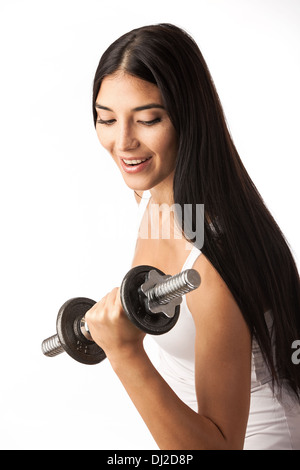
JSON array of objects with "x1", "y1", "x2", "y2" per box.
[
  {"x1": 140, "y1": 269, "x2": 200, "y2": 318},
  {"x1": 42, "y1": 334, "x2": 64, "y2": 357}
]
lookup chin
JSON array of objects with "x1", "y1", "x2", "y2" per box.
[{"x1": 123, "y1": 178, "x2": 153, "y2": 192}]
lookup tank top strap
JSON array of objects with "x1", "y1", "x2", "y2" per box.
[
  {"x1": 181, "y1": 245, "x2": 202, "y2": 272},
  {"x1": 136, "y1": 190, "x2": 152, "y2": 228}
]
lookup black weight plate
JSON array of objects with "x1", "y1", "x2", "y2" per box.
[
  {"x1": 120, "y1": 266, "x2": 180, "y2": 335},
  {"x1": 56, "y1": 297, "x2": 106, "y2": 365}
]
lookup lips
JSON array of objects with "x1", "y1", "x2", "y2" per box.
[
  {"x1": 119, "y1": 156, "x2": 152, "y2": 174},
  {"x1": 122, "y1": 157, "x2": 150, "y2": 165}
]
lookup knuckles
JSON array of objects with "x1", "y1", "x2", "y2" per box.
[
  {"x1": 85, "y1": 287, "x2": 124, "y2": 327},
  {"x1": 84, "y1": 286, "x2": 145, "y2": 353}
]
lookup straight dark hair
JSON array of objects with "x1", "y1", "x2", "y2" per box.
[{"x1": 92, "y1": 24, "x2": 300, "y2": 397}]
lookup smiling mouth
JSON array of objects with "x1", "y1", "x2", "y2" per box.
[{"x1": 122, "y1": 157, "x2": 152, "y2": 166}]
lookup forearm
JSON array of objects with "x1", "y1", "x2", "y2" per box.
[{"x1": 109, "y1": 346, "x2": 228, "y2": 450}]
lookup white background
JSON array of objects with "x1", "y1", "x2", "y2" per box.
[{"x1": 0, "y1": 0, "x2": 299, "y2": 450}]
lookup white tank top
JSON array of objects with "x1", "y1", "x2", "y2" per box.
[{"x1": 135, "y1": 191, "x2": 300, "y2": 450}]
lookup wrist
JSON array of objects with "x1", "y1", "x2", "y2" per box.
[{"x1": 107, "y1": 340, "x2": 147, "y2": 372}]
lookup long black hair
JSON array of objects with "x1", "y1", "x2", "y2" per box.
[{"x1": 92, "y1": 23, "x2": 300, "y2": 397}]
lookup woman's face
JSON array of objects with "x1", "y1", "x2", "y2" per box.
[{"x1": 95, "y1": 70, "x2": 178, "y2": 194}]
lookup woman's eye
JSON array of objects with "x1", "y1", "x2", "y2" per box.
[
  {"x1": 97, "y1": 119, "x2": 116, "y2": 125},
  {"x1": 139, "y1": 118, "x2": 162, "y2": 126},
  {"x1": 97, "y1": 117, "x2": 161, "y2": 126}
]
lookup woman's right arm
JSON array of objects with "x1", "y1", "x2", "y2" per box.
[{"x1": 86, "y1": 255, "x2": 252, "y2": 450}]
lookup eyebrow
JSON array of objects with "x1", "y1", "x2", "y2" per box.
[{"x1": 95, "y1": 103, "x2": 165, "y2": 112}]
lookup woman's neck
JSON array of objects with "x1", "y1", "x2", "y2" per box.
[{"x1": 148, "y1": 173, "x2": 174, "y2": 206}]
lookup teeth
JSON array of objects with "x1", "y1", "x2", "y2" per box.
[{"x1": 123, "y1": 158, "x2": 149, "y2": 165}]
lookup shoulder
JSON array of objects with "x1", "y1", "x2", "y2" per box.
[{"x1": 187, "y1": 253, "x2": 251, "y2": 346}]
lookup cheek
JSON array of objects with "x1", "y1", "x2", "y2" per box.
[
  {"x1": 96, "y1": 128, "x2": 113, "y2": 152},
  {"x1": 156, "y1": 129, "x2": 178, "y2": 165}
]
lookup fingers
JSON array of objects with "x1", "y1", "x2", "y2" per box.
[
  {"x1": 85, "y1": 287, "x2": 121, "y2": 323},
  {"x1": 84, "y1": 285, "x2": 145, "y2": 361}
]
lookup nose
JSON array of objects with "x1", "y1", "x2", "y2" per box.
[{"x1": 116, "y1": 122, "x2": 140, "y2": 152}]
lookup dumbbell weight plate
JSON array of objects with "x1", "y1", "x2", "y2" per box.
[
  {"x1": 56, "y1": 297, "x2": 106, "y2": 365},
  {"x1": 120, "y1": 265, "x2": 180, "y2": 335}
]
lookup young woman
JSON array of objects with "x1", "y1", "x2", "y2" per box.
[{"x1": 85, "y1": 24, "x2": 300, "y2": 450}]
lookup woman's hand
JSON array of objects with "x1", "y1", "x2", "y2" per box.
[{"x1": 85, "y1": 287, "x2": 146, "y2": 364}]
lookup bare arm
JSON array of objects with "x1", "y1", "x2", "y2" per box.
[
  {"x1": 86, "y1": 255, "x2": 252, "y2": 450},
  {"x1": 110, "y1": 345, "x2": 232, "y2": 450}
]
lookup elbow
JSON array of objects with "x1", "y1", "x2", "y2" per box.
[{"x1": 198, "y1": 416, "x2": 245, "y2": 450}]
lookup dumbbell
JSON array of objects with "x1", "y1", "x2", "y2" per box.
[{"x1": 41, "y1": 265, "x2": 201, "y2": 365}]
